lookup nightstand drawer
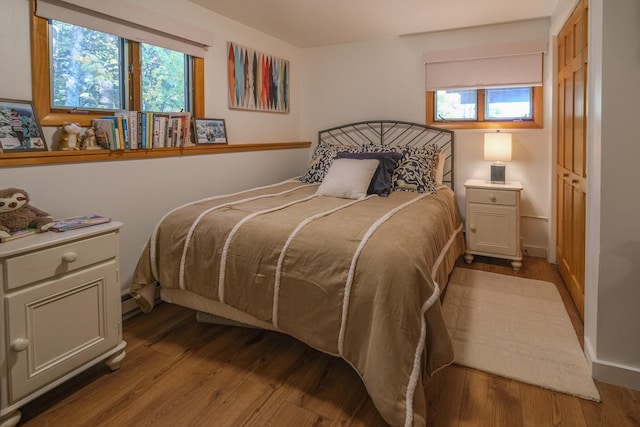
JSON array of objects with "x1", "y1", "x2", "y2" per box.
[
  {"x1": 467, "y1": 188, "x2": 516, "y2": 206},
  {"x1": 4, "y1": 233, "x2": 117, "y2": 290}
]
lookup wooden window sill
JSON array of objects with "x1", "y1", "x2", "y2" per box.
[{"x1": 0, "y1": 141, "x2": 311, "y2": 167}]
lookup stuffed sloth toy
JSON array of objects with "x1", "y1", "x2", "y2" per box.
[{"x1": 0, "y1": 188, "x2": 54, "y2": 239}]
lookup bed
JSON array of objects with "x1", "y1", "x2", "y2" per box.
[{"x1": 129, "y1": 120, "x2": 465, "y2": 427}]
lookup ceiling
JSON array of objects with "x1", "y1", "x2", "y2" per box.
[{"x1": 189, "y1": 0, "x2": 558, "y2": 48}]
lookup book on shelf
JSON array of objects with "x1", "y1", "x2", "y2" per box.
[
  {"x1": 119, "y1": 115, "x2": 130, "y2": 149},
  {"x1": 49, "y1": 215, "x2": 111, "y2": 232},
  {"x1": 100, "y1": 116, "x2": 124, "y2": 149},
  {"x1": 92, "y1": 118, "x2": 117, "y2": 150},
  {"x1": 0, "y1": 228, "x2": 38, "y2": 243},
  {"x1": 115, "y1": 110, "x2": 138, "y2": 149}
]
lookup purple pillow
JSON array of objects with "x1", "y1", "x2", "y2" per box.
[{"x1": 335, "y1": 151, "x2": 403, "y2": 196}]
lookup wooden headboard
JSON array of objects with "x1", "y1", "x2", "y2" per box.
[{"x1": 318, "y1": 120, "x2": 455, "y2": 189}]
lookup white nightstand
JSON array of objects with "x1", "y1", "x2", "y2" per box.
[
  {"x1": 0, "y1": 222, "x2": 127, "y2": 427},
  {"x1": 464, "y1": 179, "x2": 523, "y2": 270}
]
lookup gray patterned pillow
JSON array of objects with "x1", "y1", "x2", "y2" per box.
[
  {"x1": 365, "y1": 144, "x2": 439, "y2": 194},
  {"x1": 300, "y1": 141, "x2": 361, "y2": 183}
]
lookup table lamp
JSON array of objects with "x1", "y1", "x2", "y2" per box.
[{"x1": 484, "y1": 131, "x2": 512, "y2": 183}]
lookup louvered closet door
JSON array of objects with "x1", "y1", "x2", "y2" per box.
[{"x1": 556, "y1": 0, "x2": 587, "y2": 320}]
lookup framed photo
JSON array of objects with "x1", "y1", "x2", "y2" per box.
[
  {"x1": 0, "y1": 98, "x2": 47, "y2": 153},
  {"x1": 193, "y1": 118, "x2": 228, "y2": 144}
]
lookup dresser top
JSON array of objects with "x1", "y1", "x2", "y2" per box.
[
  {"x1": 464, "y1": 179, "x2": 523, "y2": 191},
  {"x1": 0, "y1": 221, "x2": 123, "y2": 257}
]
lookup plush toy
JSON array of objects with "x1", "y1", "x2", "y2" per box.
[
  {"x1": 0, "y1": 188, "x2": 53, "y2": 239},
  {"x1": 59, "y1": 122, "x2": 82, "y2": 150},
  {"x1": 81, "y1": 126, "x2": 101, "y2": 150}
]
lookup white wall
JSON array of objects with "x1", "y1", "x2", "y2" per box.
[
  {"x1": 550, "y1": 0, "x2": 640, "y2": 391},
  {"x1": 301, "y1": 18, "x2": 553, "y2": 257},
  {"x1": 0, "y1": 0, "x2": 310, "y2": 291},
  {"x1": 584, "y1": 0, "x2": 640, "y2": 390}
]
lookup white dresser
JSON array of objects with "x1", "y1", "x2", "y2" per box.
[
  {"x1": 0, "y1": 222, "x2": 127, "y2": 427},
  {"x1": 464, "y1": 179, "x2": 523, "y2": 270}
]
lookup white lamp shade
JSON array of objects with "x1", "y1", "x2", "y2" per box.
[{"x1": 484, "y1": 132, "x2": 512, "y2": 162}]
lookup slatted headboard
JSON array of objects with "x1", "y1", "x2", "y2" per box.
[{"x1": 317, "y1": 120, "x2": 455, "y2": 189}]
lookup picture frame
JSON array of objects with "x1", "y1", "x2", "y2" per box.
[
  {"x1": 227, "y1": 42, "x2": 290, "y2": 113},
  {"x1": 193, "y1": 118, "x2": 228, "y2": 144},
  {"x1": 0, "y1": 98, "x2": 47, "y2": 153}
]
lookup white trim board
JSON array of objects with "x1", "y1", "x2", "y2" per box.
[{"x1": 586, "y1": 338, "x2": 640, "y2": 392}]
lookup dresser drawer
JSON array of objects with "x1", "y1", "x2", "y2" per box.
[
  {"x1": 4, "y1": 233, "x2": 117, "y2": 290},
  {"x1": 467, "y1": 188, "x2": 517, "y2": 206}
]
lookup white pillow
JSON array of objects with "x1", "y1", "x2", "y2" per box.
[{"x1": 316, "y1": 158, "x2": 379, "y2": 199}]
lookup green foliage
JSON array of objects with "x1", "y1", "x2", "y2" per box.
[
  {"x1": 141, "y1": 44, "x2": 187, "y2": 112},
  {"x1": 51, "y1": 21, "x2": 122, "y2": 109},
  {"x1": 50, "y1": 21, "x2": 188, "y2": 112}
]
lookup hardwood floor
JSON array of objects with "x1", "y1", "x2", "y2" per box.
[{"x1": 18, "y1": 256, "x2": 640, "y2": 426}]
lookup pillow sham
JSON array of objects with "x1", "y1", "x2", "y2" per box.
[
  {"x1": 435, "y1": 149, "x2": 446, "y2": 185},
  {"x1": 316, "y1": 158, "x2": 379, "y2": 199},
  {"x1": 365, "y1": 144, "x2": 439, "y2": 194},
  {"x1": 335, "y1": 151, "x2": 403, "y2": 197},
  {"x1": 300, "y1": 141, "x2": 361, "y2": 183}
]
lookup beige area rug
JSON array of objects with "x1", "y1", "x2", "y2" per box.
[{"x1": 442, "y1": 268, "x2": 601, "y2": 401}]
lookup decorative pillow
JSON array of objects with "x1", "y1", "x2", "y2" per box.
[
  {"x1": 300, "y1": 141, "x2": 361, "y2": 183},
  {"x1": 435, "y1": 149, "x2": 446, "y2": 185},
  {"x1": 335, "y1": 151, "x2": 403, "y2": 196},
  {"x1": 365, "y1": 144, "x2": 439, "y2": 193},
  {"x1": 316, "y1": 158, "x2": 379, "y2": 199}
]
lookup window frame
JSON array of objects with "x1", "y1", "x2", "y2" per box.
[
  {"x1": 30, "y1": 5, "x2": 204, "y2": 128},
  {"x1": 426, "y1": 87, "x2": 543, "y2": 130}
]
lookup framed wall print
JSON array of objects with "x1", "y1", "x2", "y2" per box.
[
  {"x1": 0, "y1": 98, "x2": 47, "y2": 153},
  {"x1": 193, "y1": 118, "x2": 228, "y2": 144},
  {"x1": 227, "y1": 42, "x2": 289, "y2": 113}
]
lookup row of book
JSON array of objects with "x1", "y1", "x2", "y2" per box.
[{"x1": 92, "y1": 111, "x2": 193, "y2": 150}]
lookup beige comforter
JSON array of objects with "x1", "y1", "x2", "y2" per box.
[{"x1": 130, "y1": 179, "x2": 464, "y2": 426}]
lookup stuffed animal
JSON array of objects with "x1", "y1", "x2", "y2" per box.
[
  {"x1": 59, "y1": 122, "x2": 82, "y2": 150},
  {"x1": 81, "y1": 126, "x2": 101, "y2": 150},
  {"x1": 0, "y1": 188, "x2": 53, "y2": 239}
]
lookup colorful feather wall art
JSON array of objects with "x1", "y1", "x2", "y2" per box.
[{"x1": 227, "y1": 42, "x2": 290, "y2": 113}]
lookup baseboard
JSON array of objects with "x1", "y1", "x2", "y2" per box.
[
  {"x1": 585, "y1": 338, "x2": 640, "y2": 391},
  {"x1": 121, "y1": 285, "x2": 161, "y2": 320},
  {"x1": 121, "y1": 296, "x2": 142, "y2": 320},
  {"x1": 522, "y1": 244, "x2": 548, "y2": 258}
]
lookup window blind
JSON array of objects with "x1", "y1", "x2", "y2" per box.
[
  {"x1": 424, "y1": 40, "x2": 546, "y2": 91},
  {"x1": 36, "y1": 0, "x2": 212, "y2": 57}
]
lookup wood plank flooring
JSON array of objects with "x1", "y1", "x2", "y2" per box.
[{"x1": 18, "y1": 256, "x2": 640, "y2": 426}]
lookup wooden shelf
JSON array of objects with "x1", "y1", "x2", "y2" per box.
[{"x1": 0, "y1": 141, "x2": 311, "y2": 167}]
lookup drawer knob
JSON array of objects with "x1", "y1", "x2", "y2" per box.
[
  {"x1": 11, "y1": 338, "x2": 29, "y2": 352},
  {"x1": 489, "y1": 193, "x2": 497, "y2": 202},
  {"x1": 469, "y1": 224, "x2": 477, "y2": 232},
  {"x1": 62, "y1": 252, "x2": 78, "y2": 263}
]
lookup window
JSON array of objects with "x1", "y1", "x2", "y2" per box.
[
  {"x1": 50, "y1": 20, "x2": 124, "y2": 111},
  {"x1": 426, "y1": 86, "x2": 542, "y2": 129},
  {"x1": 140, "y1": 43, "x2": 189, "y2": 112},
  {"x1": 485, "y1": 87, "x2": 533, "y2": 120},
  {"x1": 423, "y1": 40, "x2": 545, "y2": 129},
  {"x1": 32, "y1": 10, "x2": 203, "y2": 128}
]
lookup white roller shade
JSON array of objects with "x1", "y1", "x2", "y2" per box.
[
  {"x1": 36, "y1": 0, "x2": 212, "y2": 57},
  {"x1": 424, "y1": 40, "x2": 546, "y2": 91}
]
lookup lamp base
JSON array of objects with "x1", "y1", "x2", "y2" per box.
[{"x1": 490, "y1": 163, "x2": 506, "y2": 183}]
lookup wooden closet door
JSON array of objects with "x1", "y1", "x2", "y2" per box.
[{"x1": 556, "y1": 0, "x2": 588, "y2": 320}]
